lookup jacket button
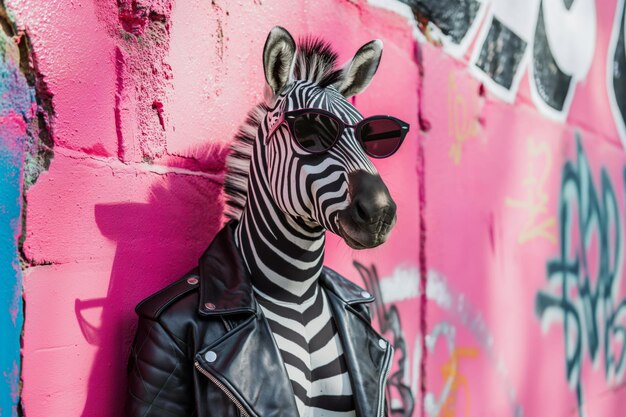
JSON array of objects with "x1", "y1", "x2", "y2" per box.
[
  {"x1": 205, "y1": 303, "x2": 216, "y2": 310},
  {"x1": 187, "y1": 277, "x2": 199, "y2": 285},
  {"x1": 378, "y1": 338, "x2": 387, "y2": 349},
  {"x1": 205, "y1": 351, "x2": 217, "y2": 363},
  {"x1": 361, "y1": 291, "x2": 371, "y2": 298}
]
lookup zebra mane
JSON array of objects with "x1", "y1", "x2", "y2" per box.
[
  {"x1": 223, "y1": 37, "x2": 345, "y2": 220},
  {"x1": 223, "y1": 103, "x2": 268, "y2": 220},
  {"x1": 293, "y1": 37, "x2": 344, "y2": 87}
]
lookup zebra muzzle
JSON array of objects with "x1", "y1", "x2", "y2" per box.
[{"x1": 335, "y1": 171, "x2": 397, "y2": 249}]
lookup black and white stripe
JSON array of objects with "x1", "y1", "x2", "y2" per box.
[
  {"x1": 226, "y1": 36, "x2": 381, "y2": 417},
  {"x1": 256, "y1": 287, "x2": 355, "y2": 417}
]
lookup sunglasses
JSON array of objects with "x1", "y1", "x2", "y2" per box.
[{"x1": 266, "y1": 108, "x2": 410, "y2": 158}]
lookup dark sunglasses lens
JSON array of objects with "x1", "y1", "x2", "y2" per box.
[
  {"x1": 360, "y1": 119, "x2": 405, "y2": 158},
  {"x1": 292, "y1": 113, "x2": 339, "y2": 153}
]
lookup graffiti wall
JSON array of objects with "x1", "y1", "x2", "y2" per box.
[
  {"x1": 1, "y1": 0, "x2": 625, "y2": 416},
  {"x1": 353, "y1": 0, "x2": 625, "y2": 416}
]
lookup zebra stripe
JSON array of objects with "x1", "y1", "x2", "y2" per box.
[
  {"x1": 256, "y1": 288, "x2": 356, "y2": 417},
  {"x1": 228, "y1": 38, "x2": 382, "y2": 417}
]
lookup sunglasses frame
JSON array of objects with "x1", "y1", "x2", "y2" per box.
[{"x1": 266, "y1": 108, "x2": 410, "y2": 158}]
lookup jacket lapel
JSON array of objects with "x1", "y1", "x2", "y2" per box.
[
  {"x1": 197, "y1": 221, "x2": 256, "y2": 316},
  {"x1": 195, "y1": 222, "x2": 299, "y2": 417},
  {"x1": 195, "y1": 308, "x2": 300, "y2": 417},
  {"x1": 323, "y1": 268, "x2": 393, "y2": 417}
]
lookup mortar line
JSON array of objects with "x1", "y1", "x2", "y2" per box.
[{"x1": 54, "y1": 147, "x2": 225, "y2": 183}]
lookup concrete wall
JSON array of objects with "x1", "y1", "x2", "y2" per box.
[{"x1": 0, "y1": 0, "x2": 624, "y2": 416}]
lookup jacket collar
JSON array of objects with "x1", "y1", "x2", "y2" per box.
[{"x1": 197, "y1": 221, "x2": 375, "y2": 315}]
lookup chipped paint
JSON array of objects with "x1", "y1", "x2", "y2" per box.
[{"x1": 0, "y1": 10, "x2": 32, "y2": 414}]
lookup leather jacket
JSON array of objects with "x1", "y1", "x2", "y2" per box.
[{"x1": 125, "y1": 222, "x2": 392, "y2": 417}]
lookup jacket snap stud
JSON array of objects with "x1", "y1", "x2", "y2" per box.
[
  {"x1": 361, "y1": 291, "x2": 371, "y2": 298},
  {"x1": 205, "y1": 303, "x2": 216, "y2": 310},
  {"x1": 378, "y1": 338, "x2": 387, "y2": 349},
  {"x1": 205, "y1": 351, "x2": 217, "y2": 363},
  {"x1": 187, "y1": 277, "x2": 199, "y2": 285}
]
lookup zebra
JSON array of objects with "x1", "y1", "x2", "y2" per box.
[{"x1": 224, "y1": 26, "x2": 407, "y2": 417}]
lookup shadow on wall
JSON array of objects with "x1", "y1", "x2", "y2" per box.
[{"x1": 74, "y1": 146, "x2": 227, "y2": 417}]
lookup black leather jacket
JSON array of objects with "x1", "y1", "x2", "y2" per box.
[{"x1": 125, "y1": 222, "x2": 392, "y2": 417}]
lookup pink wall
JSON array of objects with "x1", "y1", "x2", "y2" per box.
[{"x1": 3, "y1": 0, "x2": 625, "y2": 416}]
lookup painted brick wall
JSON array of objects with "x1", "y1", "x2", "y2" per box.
[{"x1": 0, "y1": 0, "x2": 625, "y2": 416}]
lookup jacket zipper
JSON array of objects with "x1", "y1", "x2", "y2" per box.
[
  {"x1": 194, "y1": 361, "x2": 251, "y2": 417},
  {"x1": 376, "y1": 343, "x2": 394, "y2": 417}
]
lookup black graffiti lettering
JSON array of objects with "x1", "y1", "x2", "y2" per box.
[
  {"x1": 402, "y1": 0, "x2": 599, "y2": 118},
  {"x1": 353, "y1": 261, "x2": 415, "y2": 417},
  {"x1": 475, "y1": 16, "x2": 527, "y2": 90},
  {"x1": 610, "y1": 0, "x2": 626, "y2": 144},
  {"x1": 531, "y1": 5, "x2": 572, "y2": 111},
  {"x1": 535, "y1": 135, "x2": 626, "y2": 415},
  {"x1": 398, "y1": 0, "x2": 482, "y2": 44}
]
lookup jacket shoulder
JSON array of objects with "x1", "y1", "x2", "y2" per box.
[
  {"x1": 322, "y1": 266, "x2": 374, "y2": 304},
  {"x1": 135, "y1": 268, "x2": 200, "y2": 320},
  {"x1": 322, "y1": 266, "x2": 375, "y2": 323}
]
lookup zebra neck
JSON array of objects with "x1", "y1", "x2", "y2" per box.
[{"x1": 234, "y1": 196, "x2": 326, "y2": 305}]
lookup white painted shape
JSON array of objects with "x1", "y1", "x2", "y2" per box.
[
  {"x1": 366, "y1": 0, "x2": 426, "y2": 42},
  {"x1": 425, "y1": 270, "x2": 453, "y2": 310},
  {"x1": 542, "y1": 0, "x2": 596, "y2": 79},
  {"x1": 491, "y1": 0, "x2": 541, "y2": 40},
  {"x1": 378, "y1": 265, "x2": 420, "y2": 304}
]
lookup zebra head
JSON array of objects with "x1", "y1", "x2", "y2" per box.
[{"x1": 226, "y1": 27, "x2": 398, "y2": 249}]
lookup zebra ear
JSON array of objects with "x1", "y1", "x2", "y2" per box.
[
  {"x1": 263, "y1": 26, "x2": 297, "y2": 96},
  {"x1": 335, "y1": 40, "x2": 383, "y2": 98}
]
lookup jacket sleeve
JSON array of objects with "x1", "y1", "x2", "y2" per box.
[{"x1": 125, "y1": 316, "x2": 194, "y2": 417}]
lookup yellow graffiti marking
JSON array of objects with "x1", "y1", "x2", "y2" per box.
[
  {"x1": 505, "y1": 138, "x2": 557, "y2": 245},
  {"x1": 448, "y1": 73, "x2": 479, "y2": 165},
  {"x1": 438, "y1": 346, "x2": 479, "y2": 417}
]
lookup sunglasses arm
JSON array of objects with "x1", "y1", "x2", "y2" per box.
[{"x1": 264, "y1": 113, "x2": 286, "y2": 145}]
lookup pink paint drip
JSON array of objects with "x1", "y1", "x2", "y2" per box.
[{"x1": 152, "y1": 100, "x2": 165, "y2": 131}]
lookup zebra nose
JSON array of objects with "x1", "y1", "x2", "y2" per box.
[
  {"x1": 353, "y1": 194, "x2": 389, "y2": 224},
  {"x1": 349, "y1": 171, "x2": 396, "y2": 226}
]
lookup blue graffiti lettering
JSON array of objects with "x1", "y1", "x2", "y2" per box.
[{"x1": 535, "y1": 134, "x2": 626, "y2": 416}]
